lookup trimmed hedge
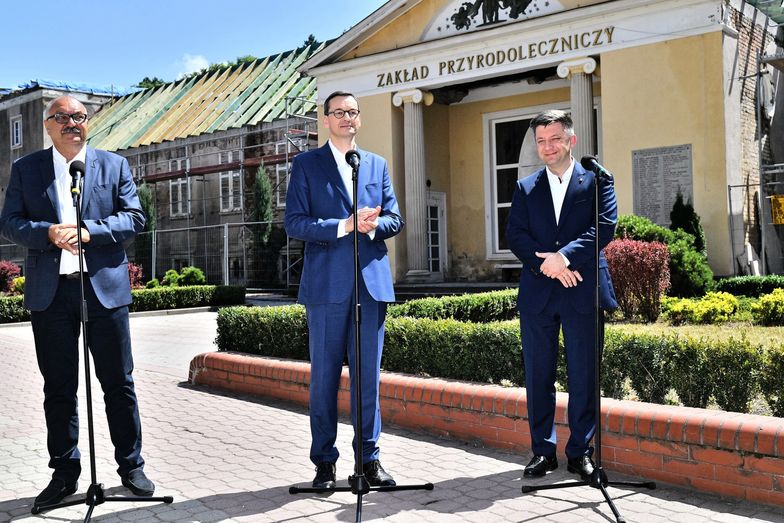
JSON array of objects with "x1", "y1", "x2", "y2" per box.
[
  {"x1": 387, "y1": 289, "x2": 518, "y2": 322},
  {"x1": 715, "y1": 275, "x2": 784, "y2": 297},
  {"x1": 216, "y1": 304, "x2": 779, "y2": 414},
  {"x1": 0, "y1": 285, "x2": 246, "y2": 322}
]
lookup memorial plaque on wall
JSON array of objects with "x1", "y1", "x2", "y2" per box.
[{"x1": 632, "y1": 144, "x2": 693, "y2": 226}]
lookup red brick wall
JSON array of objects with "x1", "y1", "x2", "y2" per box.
[{"x1": 190, "y1": 352, "x2": 784, "y2": 507}]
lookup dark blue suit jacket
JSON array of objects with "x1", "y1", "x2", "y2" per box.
[
  {"x1": 0, "y1": 146, "x2": 145, "y2": 311},
  {"x1": 284, "y1": 144, "x2": 404, "y2": 304},
  {"x1": 506, "y1": 163, "x2": 618, "y2": 314}
]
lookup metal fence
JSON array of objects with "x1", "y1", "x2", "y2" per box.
[{"x1": 0, "y1": 220, "x2": 302, "y2": 290}]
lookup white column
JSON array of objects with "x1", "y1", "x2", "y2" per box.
[
  {"x1": 392, "y1": 89, "x2": 433, "y2": 281},
  {"x1": 557, "y1": 57, "x2": 597, "y2": 161}
]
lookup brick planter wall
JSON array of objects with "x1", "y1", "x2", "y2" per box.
[{"x1": 189, "y1": 352, "x2": 784, "y2": 507}]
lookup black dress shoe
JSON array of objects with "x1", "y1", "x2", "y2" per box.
[
  {"x1": 523, "y1": 455, "x2": 558, "y2": 478},
  {"x1": 567, "y1": 455, "x2": 596, "y2": 481},
  {"x1": 121, "y1": 468, "x2": 155, "y2": 496},
  {"x1": 363, "y1": 460, "x2": 396, "y2": 486},
  {"x1": 34, "y1": 478, "x2": 78, "y2": 508},
  {"x1": 312, "y1": 462, "x2": 336, "y2": 488}
]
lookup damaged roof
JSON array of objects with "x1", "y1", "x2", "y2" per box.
[{"x1": 88, "y1": 43, "x2": 323, "y2": 151}]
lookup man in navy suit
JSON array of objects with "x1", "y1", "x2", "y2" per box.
[
  {"x1": 506, "y1": 110, "x2": 618, "y2": 480},
  {"x1": 0, "y1": 95, "x2": 154, "y2": 508},
  {"x1": 285, "y1": 91, "x2": 404, "y2": 488}
]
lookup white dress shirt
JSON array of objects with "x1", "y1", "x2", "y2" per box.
[
  {"x1": 328, "y1": 140, "x2": 375, "y2": 240},
  {"x1": 545, "y1": 157, "x2": 575, "y2": 266},
  {"x1": 52, "y1": 146, "x2": 88, "y2": 274}
]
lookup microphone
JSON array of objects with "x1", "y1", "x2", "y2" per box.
[
  {"x1": 580, "y1": 155, "x2": 613, "y2": 182},
  {"x1": 69, "y1": 160, "x2": 86, "y2": 195},
  {"x1": 345, "y1": 150, "x2": 361, "y2": 170}
]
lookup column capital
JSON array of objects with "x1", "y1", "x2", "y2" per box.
[
  {"x1": 392, "y1": 89, "x2": 434, "y2": 107},
  {"x1": 556, "y1": 57, "x2": 597, "y2": 78}
]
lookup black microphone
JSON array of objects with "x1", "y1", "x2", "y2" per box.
[
  {"x1": 580, "y1": 155, "x2": 613, "y2": 182},
  {"x1": 345, "y1": 150, "x2": 361, "y2": 171},
  {"x1": 69, "y1": 160, "x2": 86, "y2": 195}
]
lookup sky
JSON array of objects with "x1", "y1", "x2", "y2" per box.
[{"x1": 1, "y1": 0, "x2": 388, "y2": 92}]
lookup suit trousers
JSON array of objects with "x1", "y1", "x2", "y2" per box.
[
  {"x1": 30, "y1": 276, "x2": 144, "y2": 482},
  {"x1": 520, "y1": 284, "x2": 597, "y2": 459},
  {"x1": 305, "y1": 278, "x2": 387, "y2": 466}
]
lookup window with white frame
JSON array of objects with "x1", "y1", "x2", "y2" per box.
[
  {"x1": 274, "y1": 142, "x2": 291, "y2": 208},
  {"x1": 275, "y1": 163, "x2": 288, "y2": 207},
  {"x1": 487, "y1": 114, "x2": 535, "y2": 257},
  {"x1": 219, "y1": 151, "x2": 242, "y2": 212},
  {"x1": 170, "y1": 178, "x2": 190, "y2": 217},
  {"x1": 484, "y1": 105, "x2": 599, "y2": 259},
  {"x1": 10, "y1": 116, "x2": 22, "y2": 149}
]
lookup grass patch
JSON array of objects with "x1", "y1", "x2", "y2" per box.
[{"x1": 609, "y1": 321, "x2": 784, "y2": 349}]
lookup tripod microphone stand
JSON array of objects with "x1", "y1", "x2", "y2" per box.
[
  {"x1": 520, "y1": 156, "x2": 655, "y2": 523},
  {"x1": 289, "y1": 149, "x2": 433, "y2": 522},
  {"x1": 32, "y1": 160, "x2": 173, "y2": 521}
]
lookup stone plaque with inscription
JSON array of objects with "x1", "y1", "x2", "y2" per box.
[{"x1": 632, "y1": 144, "x2": 693, "y2": 226}]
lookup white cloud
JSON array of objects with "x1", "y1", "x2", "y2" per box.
[{"x1": 177, "y1": 54, "x2": 210, "y2": 78}]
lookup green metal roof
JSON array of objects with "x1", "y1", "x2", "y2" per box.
[
  {"x1": 88, "y1": 44, "x2": 322, "y2": 152},
  {"x1": 746, "y1": 0, "x2": 784, "y2": 25}
]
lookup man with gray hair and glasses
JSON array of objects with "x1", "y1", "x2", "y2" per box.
[{"x1": 0, "y1": 95, "x2": 154, "y2": 510}]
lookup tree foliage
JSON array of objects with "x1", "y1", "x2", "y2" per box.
[{"x1": 135, "y1": 76, "x2": 166, "y2": 90}]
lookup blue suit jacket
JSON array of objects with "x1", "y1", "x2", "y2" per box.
[
  {"x1": 284, "y1": 144, "x2": 404, "y2": 305},
  {"x1": 0, "y1": 146, "x2": 145, "y2": 311},
  {"x1": 506, "y1": 163, "x2": 618, "y2": 314}
]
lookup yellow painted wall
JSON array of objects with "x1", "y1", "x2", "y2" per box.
[
  {"x1": 601, "y1": 32, "x2": 730, "y2": 274},
  {"x1": 446, "y1": 87, "x2": 571, "y2": 277},
  {"x1": 340, "y1": 0, "x2": 452, "y2": 60}
]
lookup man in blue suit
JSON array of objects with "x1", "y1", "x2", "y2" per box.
[
  {"x1": 506, "y1": 110, "x2": 618, "y2": 480},
  {"x1": 0, "y1": 95, "x2": 154, "y2": 508},
  {"x1": 285, "y1": 91, "x2": 404, "y2": 488}
]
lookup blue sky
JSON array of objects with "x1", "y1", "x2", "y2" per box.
[{"x1": 1, "y1": 0, "x2": 387, "y2": 91}]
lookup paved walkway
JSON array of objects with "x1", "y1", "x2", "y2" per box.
[{"x1": 1, "y1": 310, "x2": 782, "y2": 522}]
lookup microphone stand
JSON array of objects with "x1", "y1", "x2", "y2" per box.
[
  {"x1": 32, "y1": 165, "x2": 173, "y2": 521},
  {"x1": 520, "y1": 166, "x2": 655, "y2": 523},
  {"x1": 289, "y1": 151, "x2": 433, "y2": 522}
]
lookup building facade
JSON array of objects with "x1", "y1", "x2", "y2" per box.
[{"x1": 300, "y1": 0, "x2": 782, "y2": 281}]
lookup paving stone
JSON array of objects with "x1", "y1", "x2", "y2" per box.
[{"x1": 1, "y1": 310, "x2": 780, "y2": 522}]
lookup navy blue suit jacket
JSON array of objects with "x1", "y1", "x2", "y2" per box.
[
  {"x1": 0, "y1": 146, "x2": 145, "y2": 311},
  {"x1": 506, "y1": 163, "x2": 618, "y2": 314},
  {"x1": 284, "y1": 144, "x2": 404, "y2": 304}
]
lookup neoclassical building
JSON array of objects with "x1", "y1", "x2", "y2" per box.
[{"x1": 299, "y1": 0, "x2": 782, "y2": 282}]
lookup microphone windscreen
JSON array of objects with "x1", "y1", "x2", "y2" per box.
[
  {"x1": 69, "y1": 160, "x2": 86, "y2": 177},
  {"x1": 345, "y1": 150, "x2": 361, "y2": 169},
  {"x1": 580, "y1": 155, "x2": 598, "y2": 171}
]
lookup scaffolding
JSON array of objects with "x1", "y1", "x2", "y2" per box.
[{"x1": 744, "y1": 0, "x2": 784, "y2": 274}]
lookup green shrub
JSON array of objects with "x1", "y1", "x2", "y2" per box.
[
  {"x1": 670, "y1": 191, "x2": 706, "y2": 255},
  {"x1": 130, "y1": 285, "x2": 245, "y2": 312},
  {"x1": 668, "y1": 336, "x2": 712, "y2": 408},
  {"x1": 708, "y1": 337, "x2": 763, "y2": 413},
  {"x1": 605, "y1": 331, "x2": 671, "y2": 404},
  {"x1": 388, "y1": 289, "x2": 518, "y2": 322},
  {"x1": 616, "y1": 215, "x2": 713, "y2": 297},
  {"x1": 0, "y1": 295, "x2": 29, "y2": 323},
  {"x1": 216, "y1": 305, "x2": 525, "y2": 385},
  {"x1": 662, "y1": 292, "x2": 739, "y2": 325},
  {"x1": 216, "y1": 305, "x2": 309, "y2": 360},
  {"x1": 179, "y1": 266, "x2": 206, "y2": 286},
  {"x1": 161, "y1": 269, "x2": 180, "y2": 287},
  {"x1": 146, "y1": 278, "x2": 160, "y2": 288},
  {"x1": 715, "y1": 275, "x2": 784, "y2": 297},
  {"x1": 760, "y1": 344, "x2": 784, "y2": 417},
  {"x1": 690, "y1": 292, "x2": 738, "y2": 324},
  {"x1": 752, "y1": 288, "x2": 784, "y2": 326},
  {"x1": 10, "y1": 276, "x2": 24, "y2": 296}
]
